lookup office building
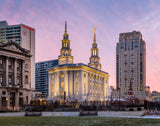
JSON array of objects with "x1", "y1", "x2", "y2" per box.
[
  {"x1": 35, "y1": 60, "x2": 58, "y2": 97},
  {"x1": 0, "y1": 42, "x2": 31, "y2": 111},
  {"x1": 116, "y1": 31, "x2": 146, "y2": 100},
  {"x1": 0, "y1": 21, "x2": 35, "y2": 89},
  {"x1": 48, "y1": 22, "x2": 109, "y2": 104}
]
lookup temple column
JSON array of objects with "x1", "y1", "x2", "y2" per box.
[
  {"x1": 48, "y1": 73, "x2": 52, "y2": 98},
  {"x1": 6, "y1": 57, "x2": 8, "y2": 87},
  {"x1": 14, "y1": 58, "x2": 17, "y2": 86},
  {"x1": 21, "y1": 60, "x2": 25, "y2": 88}
]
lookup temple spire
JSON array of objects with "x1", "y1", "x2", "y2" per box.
[
  {"x1": 94, "y1": 27, "x2": 96, "y2": 43},
  {"x1": 63, "y1": 21, "x2": 69, "y2": 39},
  {"x1": 88, "y1": 27, "x2": 101, "y2": 70},
  {"x1": 59, "y1": 21, "x2": 73, "y2": 65},
  {"x1": 65, "y1": 21, "x2": 67, "y2": 33}
]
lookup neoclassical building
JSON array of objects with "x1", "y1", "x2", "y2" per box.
[
  {"x1": 0, "y1": 42, "x2": 31, "y2": 111},
  {"x1": 48, "y1": 22, "x2": 109, "y2": 104}
]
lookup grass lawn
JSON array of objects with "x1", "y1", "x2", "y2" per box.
[{"x1": 0, "y1": 116, "x2": 160, "y2": 126}]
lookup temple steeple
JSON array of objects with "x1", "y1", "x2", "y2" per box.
[
  {"x1": 58, "y1": 21, "x2": 73, "y2": 65},
  {"x1": 94, "y1": 27, "x2": 96, "y2": 43},
  {"x1": 88, "y1": 28, "x2": 101, "y2": 70}
]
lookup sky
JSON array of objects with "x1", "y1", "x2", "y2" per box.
[{"x1": 0, "y1": 0, "x2": 160, "y2": 91}]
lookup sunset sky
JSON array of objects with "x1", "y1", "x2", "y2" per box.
[{"x1": 1, "y1": 0, "x2": 160, "y2": 91}]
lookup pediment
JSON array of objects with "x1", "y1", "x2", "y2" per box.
[{"x1": 0, "y1": 42, "x2": 30, "y2": 55}]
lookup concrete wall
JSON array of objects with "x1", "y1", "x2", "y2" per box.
[
  {"x1": 98, "y1": 111, "x2": 144, "y2": 117},
  {"x1": 42, "y1": 112, "x2": 79, "y2": 116},
  {"x1": 0, "y1": 111, "x2": 144, "y2": 117},
  {"x1": 0, "y1": 112, "x2": 25, "y2": 116}
]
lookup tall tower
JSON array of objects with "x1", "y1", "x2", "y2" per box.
[
  {"x1": 58, "y1": 21, "x2": 73, "y2": 65},
  {"x1": 116, "y1": 31, "x2": 146, "y2": 99},
  {"x1": 88, "y1": 28, "x2": 101, "y2": 70}
]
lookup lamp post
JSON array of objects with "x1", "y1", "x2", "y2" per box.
[{"x1": 118, "y1": 87, "x2": 120, "y2": 111}]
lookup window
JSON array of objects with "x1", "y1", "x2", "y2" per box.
[
  {"x1": 84, "y1": 73, "x2": 86, "y2": 77},
  {"x1": 76, "y1": 82, "x2": 78, "y2": 89},
  {"x1": 60, "y1": 74, "x2": 64, "y2": 78},
  {"x1": 26, "y1": 96, "x2": 28, "y2": 104},
  {"x1": 76, "y1": 91, "x2": 78, "y2": 95},
  {"x1": 2, "y1": 97, "x2": 7, "y2": 106},
  {"x1": 9, "y1": 75, "x2": 12, "y2": 84},
  {"x1": 17, "y1": 76, "x2": 20, "y2": 85},
  {"x1": 61, "y1": 82, "x2": 64, "y2": 88},
  {"x1": 8, "y1": 60, "x2": 12, "y2": 69},
  {"x1": 0, "y1": 59, "x2": 3, "y2": 66},
  {"x1": 2, "y1": 91, "x2": 6, "y2": 95},
  {"x1": 17, "y1": 62, "x2": 21, "y2": 70},
  {"x1": 61, "y1": 91, "x2": 64, "y2": 96},
  {"x1": 25, "y1": 75, "x2": 28, "y2": 84},
  {"x1": 19, "y1": 98, "x2": 23, "y2": 107},
  {"x1": 0, "y1": 74, "x2": 2, "y2": 83},
  {"x1": 19, "y1": 92, "x2": 23, "y2": 96},
  {"x1": 76, "y1": 72, "x2": 78, "y2": 77},
  {"x1": 25, "y1": 64, "x2": 29, "y2": 69}
]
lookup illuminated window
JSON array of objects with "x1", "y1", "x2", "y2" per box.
[
  {"x1": 76, "y1": 91, "x2": 78, "y2": 95},
  {"x1": 76, "y1": 82, "x2": 78, "y2": 89},
  {"x1": 60, "y1": 74, "x2": 64, "y2": 77},
  {"x1": 52, "y1": 75, "x2": 54, "y2": 79},
  {"x1": 61, "y1": 81, "x2": 64, "y2": 88},
  {"x1": 76, "y1": 72, "x2": 78, "y2": 77},
  {"x1": 61, "y1": 91, "x2": 64, "y2": 95}
]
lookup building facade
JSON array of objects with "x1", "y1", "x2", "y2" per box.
[
  {"x1": 35, "y1": 60, "x2": 58, "y2": 97},
  {"x1": 0, "y1": 42, "x2": 31, "y2": 111},
  {"x1": 0, "y1": 21, "x2": 35, "y2": 89},
  {"x1": 116, "y1": 31, "x2": 146, "y2": 100},
  {"x1": 48, "y1": 22, "x2": 109, "y2": 104}
]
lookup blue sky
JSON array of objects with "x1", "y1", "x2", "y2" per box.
[{"x1": 1, "y1": 0, "x2": 160, "y2": 91}]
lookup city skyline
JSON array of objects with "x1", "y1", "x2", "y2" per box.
[{"x1": 1, "y1": 0, "x2": 160, "y2": 91}]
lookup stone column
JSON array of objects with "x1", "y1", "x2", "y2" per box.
[
  {"x1": 6, "y1": 57, "x2": 8, "y2": 87},
  {"x1": 14, "y1": 59, "x2": 17, "y2": 86},
  {"x1": 48, "y1": 73, "x2": 52, "y2": 98},
  {"x1": 21, "y1": 60, "x2": 25, "y2": 88},
  {"x1": 15, "y1": 91, "x2": 19, "y2": 111}
]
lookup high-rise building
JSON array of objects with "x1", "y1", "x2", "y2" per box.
[
  {"x1": 116, "y1": 31, "x2": 146, "y2": 100},
  {"x1": 0, "y1": 21, "x2": 35, "y2": 89},
  {"x1": 48, "y1": 22, "x2": 109, "y2": 104},
  {"x1": 35, "y1": 60, "x2": 58, "y2": 97}
]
